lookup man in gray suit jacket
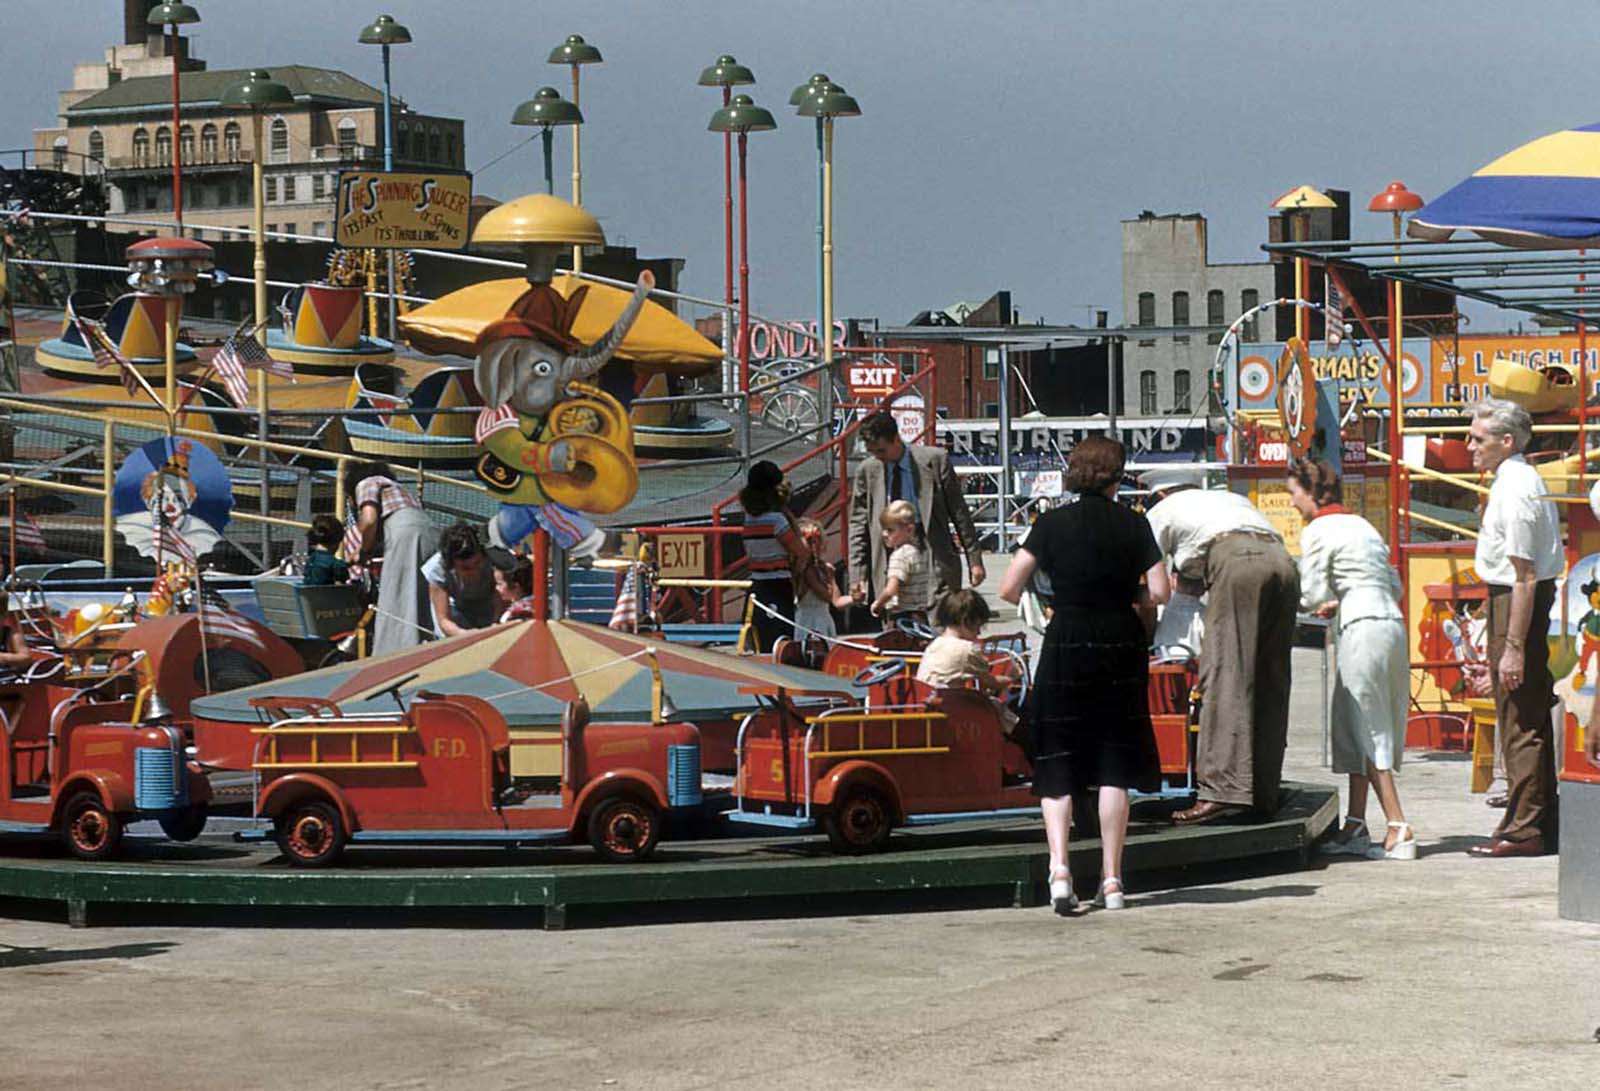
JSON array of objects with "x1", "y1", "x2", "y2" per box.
[{"x1": 848, "y1": 411, "x2": 985, "y2": 604}]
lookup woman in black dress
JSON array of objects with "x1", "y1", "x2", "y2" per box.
[{"x1": 999, "y1": 436, "x2": 1169, "y2": 914}]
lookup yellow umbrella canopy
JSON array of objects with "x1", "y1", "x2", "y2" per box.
[{"x1": 399, "y1": 274, "x2": 720, "y2": 375}]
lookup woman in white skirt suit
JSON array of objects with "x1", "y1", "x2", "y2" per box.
[{"x1": 1287, "y1": 458, "x2": 1415, "y2": 860}]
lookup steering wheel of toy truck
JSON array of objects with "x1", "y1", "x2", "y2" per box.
[
  {"x1": 853, "y1": 658, "x2": 907, "y2": 688},
  {"x1": 894, "y1": 615, "x2": 938, "y2": 642}
]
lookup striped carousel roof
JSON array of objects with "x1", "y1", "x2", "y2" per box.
[
  {"x1": 190, "y1": 618, "x2": 855, "y2": 726},
  {"x1": 1411, "y1": 122, "x2": 1600, "y2": 246}
]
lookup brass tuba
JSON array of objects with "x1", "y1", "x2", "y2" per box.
[{"x1": 539, "y1": 381, "x2": 638, "y2": 514}]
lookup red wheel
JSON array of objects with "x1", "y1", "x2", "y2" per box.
[
  {"x1": 823, "y1": 785, "x2": 894, "y2": 854},
  {"x1": 587, "y1": 796, "x2": 661, "y2": 863},
  {"x1": 274, "y1": 800, "x2": 345, "y2": 868},
  {"x1": 61, "y1": 790, "x2": 122, "y2": 861}
]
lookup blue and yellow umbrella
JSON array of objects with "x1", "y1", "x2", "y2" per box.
[{"x1": 1411, "y1": 122, "x2": 1600, "y2": 246}]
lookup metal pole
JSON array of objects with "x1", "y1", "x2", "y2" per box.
[
  {"x1": 169, "y1": 24, "x2": 183, "y2": 231},
  {"x1": 737, "y1": 131, "x2": 752, "y2": 476},
  {"x1": 163, "y1": 297, "x2": 179, "y2": 432},
  {"x1": 822, "y1": 118, "x2": 836, "y2": 434},
  {"x1": 723, "y1": 85, "x2": 735, "y2": 407},
  {"x1": 570, "y1": 64, "x2": 584, "y2": 274},
  {"x1": 1388, "y1": 225, "x2": 1402, "y2": 566},
  {"x1": 1107, "y1": 336, "x2": 1121, "y2": 434},
  {"x1": 254, "y1": 110, "x2": 271, "y2": 566},
  {"x1": 541, "y1": 127, "x2": 554, "y2": 195},
  {"x1": 381, "y1": 42, "x2": 398, "y2": 341},
  {"x1": 997, "y1": 342, "x2": 1011, "y2": 553},
  {"x1": 1293, "y1": 212, "x2": 1308, "y2": 344},
  {"x1": 102, "y1": 419, "x2": 114, "y2": 574},
  {"x1": 532, "y1": 528, "x2": 550, "y2": 622},
  {"x1": 815, "y1": 116, "x2": 832, "y2": 435}
]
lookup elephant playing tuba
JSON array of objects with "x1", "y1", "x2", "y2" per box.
[{"x1": 472, "y1": 269, "x2": 655, "y2": 558}]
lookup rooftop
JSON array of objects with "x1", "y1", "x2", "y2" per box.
[{"x1": 68, "y1": 65, "x2": 399, "y2": 115}]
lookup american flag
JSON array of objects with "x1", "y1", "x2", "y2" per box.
[
  {"x1": 196, "y1": 581, "x2": 265, "y2": 648},
  {"x1": 1325, "y1": 276, "x2": 1346, "y2": 350},
  {"x1": 211, "y1": 333, "x2": 290, "y2": 410},
  {"x1": 14, "y1": 510, "x2": 45, "y2": 553},
  {"x1": 74, "y1": 315, "x2": 145, "y2": 398},
  {"x1": 153, "y1": 523, "x2": 196, "y2": 565},
  {"x1": 608, "y1": 566, "x2": 639, "y2": 631},
  {"x1": 340, "y1": 517, "x2": 365, "y2": 563}
]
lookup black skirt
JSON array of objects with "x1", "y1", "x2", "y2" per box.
[{"x1": 1026, "y1": 603, "x2": 1160, "y2": 797}]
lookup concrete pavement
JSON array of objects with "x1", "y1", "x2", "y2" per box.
[{"x1": 1, "y1": 561, "x2": 1598, "y2": 1088}]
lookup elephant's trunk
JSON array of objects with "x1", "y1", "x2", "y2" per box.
[{"x1": 568, "y1": 274, "x2": 652, "y2": 380}]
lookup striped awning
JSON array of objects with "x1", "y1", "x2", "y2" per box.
[
  {"x1": 191, "y1": 619, "x2": 856, "y2": 725},
  {"x1": 1411, "y1": 123, "x2": 1600, "y2": 246}
]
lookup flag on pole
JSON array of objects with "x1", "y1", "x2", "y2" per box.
[
  {"x1": 14, "y1": 510, "x2": 45, "y2": 553},
  {"x1": 75, "y1": 315, "x2": 146, "y2": 398},
  {"x1": 212, "y1": 333, "x2": 292, "y2": 409},
  {"x1": 154, "y1": 523, "x2": 196, "y2": 565},
  {"x1": 196, "y1": 580, "x2": 265, "y2": 648},
  {"x1": 1325, "y1": 276, "x2": 1346, "y2": 350},
  {"x1": 340, "y1": 516, "x2": 365, "y2": 563},
  {"x1": 609, "y1": 566, "x2": 639, "y2": 631}
]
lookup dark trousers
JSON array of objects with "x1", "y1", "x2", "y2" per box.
[
  {"x1": 749, "y1": 577, "x2": 794, "y2": 653},
  {"x1": 1486, "y1": 581, "x2": 1559, "y2": 845},
  {"x1": 1197, "y1": 533, "x2": 1301, "y2": 811}
]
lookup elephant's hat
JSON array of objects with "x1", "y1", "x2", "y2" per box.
[{"x1": 476, "y1": 283, "x2": 592, "y2": 354}]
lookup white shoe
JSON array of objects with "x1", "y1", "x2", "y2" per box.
[
  {"x1": 1319, "y1": 817, "x2": 1373, "y2": 856},
  {"x1": 1049, "y1": 869, "x2": 1079, "y2": 916},
  {"x1": 1092, "y1": 877, "x2": 1126, "y2": 910},
  {"x1": 1368, "y1": 821, "x2": 1417, "y2": 860}
]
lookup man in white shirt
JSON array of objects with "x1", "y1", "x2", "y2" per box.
[
  {"x1": 1467, "y1": 399, "x2": 1563, "y2": 858},
  {"x1": 1142, "y1": 467, "x2": 1300, "y2": 823}
]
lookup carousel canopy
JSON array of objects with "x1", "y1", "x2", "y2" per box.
[
  {"x1": 399, "y1": 274, "x2": 720, "y2": 373},
  {"x1": 191, "y1": 619, "x2": 856, "y2": 726},
  {"x1": 1410, "y1": 123, "x2": 1600, "y2": 246}
]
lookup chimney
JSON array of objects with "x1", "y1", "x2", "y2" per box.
[{"x1": 125, "y1": 0, "x2": 159, "y2": 45}]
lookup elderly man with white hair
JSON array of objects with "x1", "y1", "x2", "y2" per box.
[
  {"x1": 1467, "y1": 397, "x2": 1563, "y2": 857},
  {"x1": 1141, "y1": 465, "x2": 1300, "y2": 823}
]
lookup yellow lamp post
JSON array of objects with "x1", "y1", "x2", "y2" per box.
[
  {"x1": 1270, "y1": 184, "x2": 1335, "y2": 344},
  {"x1": 547, "y1": 34, "x2": 603, "y2": 273},
  {"x1": 796, "y1": 81, "x2": 861, "y2": 430}
]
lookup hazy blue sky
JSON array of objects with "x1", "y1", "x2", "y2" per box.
[{"x1": 2, "y1": 1, "x2": 1591, "y2": 328}]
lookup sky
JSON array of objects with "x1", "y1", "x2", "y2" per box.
[{"x1": 2, "y1": 1, "x2": 1593, "y2": 330}]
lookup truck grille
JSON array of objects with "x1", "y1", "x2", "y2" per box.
[
  {"x1": 666, "y1": 744, "x2": 702, "y2": 807},
  {"x1": 134, "y1": 742, "x2": 184, "y2": 811}
]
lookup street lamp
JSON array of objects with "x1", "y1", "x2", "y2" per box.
[
  {"x1": 125, "y1": 235, "x2": 213, "y2": 429},
  {"x1": 1269, "y1": 183, "x2": 1335, "y2": 344},
  {"x1": 359, "y1": 13, "x2": 412, "y2": 340},
  {"x1": 698, "y1": 55, "x2": 756, "y2": 396},
  {"x1": 789, "y1": 73, "x2": 831, "y2": 371},
  {"x1": 147, "y1": 2, "x2": 200, "y2": 231},
  {"x1": 709, "y1": 94, "x2": 777, "y2": 464},
  {"x1": 547, "y1": 33, "x2": 603, "y2": 271},
  {"x1": 1367, "y1": 180, "x2": 1425, "y2": 563},
  {"x1": 511, "y1": 87, "x2": 583, "y2": 195},
  {"x1": 796, "y1": 79, "x2": 861, "y2": 430}
]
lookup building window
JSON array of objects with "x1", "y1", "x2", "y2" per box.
[
  {"x1": 1241, "y1": 289, "x2": 1260, "y2": 342},
  {"x1": 132, "y1": 128, "x2": 149, "y2": 167},
  {"x1": 155, "y1": 126, "x2": 172, "y2": 167},
  {"x1": 428, "y1": 127, "x2": 441, "y2": 163},
  {"x1": 234, "y1": 179, "x2": 249, "y2": 205},
  {"x1": 312, "y1": 221, "x2": 328, "y2": 238},
  {"x1": 269, "y1": 118, "x2": 288, "y2": 163},
  {"x1": 264, "y1": 176, "x2": 277, "y2": 202},
  {"x1": 51, "y1": 137, "x2": 67, "y2": 170},
  {"x1": 337, "y1": 117, "x2": 358, "y2": 159},
  {"x1": 282, "y1": 175, "x2": 296, "y2": 202},
  {"x1": 1136, "y1": 291, "x2": 1155, "y2": 327},
  {"x1": 223, "y1": 121, "x2": 241, "y2": 161},
  {"x1": 200, "y1": 123, "x2": 218, "y2": 164},
  {"x1": 87, "y1": 130, "x2": 104, "y2": 168},
  {"x1": 179, "y1": 124, "x2": 194, "y2": 165},
  {"x1": 396, "y1": 121, "x2": 408, "y2": 160},
  {"x1": 1139, "y1": 371, "x2": 1157, "y2": 415},
  {"x1": 982, "y1": 402, "x2": 999, "y2": 418},
  {"x1": 1171, "y1": 291, "x2": 1190, "y2": 328},
  {"x1": 1174, "y1": 370, "x2": 1191, "y2": 414},
  {"x1": 445, "y1": 133, "x2": 456, "y2": 165},
  {"x1": 283, "y1": 222, "x2": 297, "y2": 236},
  {"x1": 144, "y1": 189, "x2": 158, "y2": 210},
  {"x1": 983, "y1": 347, "x2": 1000, "y2": 380},
  {"x1": 265, "y1": 223, "x2": 277, "y2": 237},
  {"x1": 1207, "y1": 289, "x2": 1225, "y2": 345},
  {"x1": 312, "y1": 174, "x2": 326, "y2": 200}
]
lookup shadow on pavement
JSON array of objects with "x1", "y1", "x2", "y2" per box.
[{"x1": 0, "y1": 940, "x2": 177, "y2": 968}]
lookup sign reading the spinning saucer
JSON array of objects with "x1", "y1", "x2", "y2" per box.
[{"x1": 336, "y1": 171, "x2": 473, "y2": 249}]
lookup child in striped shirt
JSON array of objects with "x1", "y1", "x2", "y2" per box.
[{"x1": 870, "y1": 500, "x2": 934, "y2": 621}]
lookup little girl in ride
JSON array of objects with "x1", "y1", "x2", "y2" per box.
[
  {"x1": 793, "y1": 518, "x2": 854, "y2": 640},
  {"x1": 870, "y1": 500, "x2": 934, "y2": 623},
  {"x1": 915, "y1": 588, "x2": 1019, "y2": 733}
]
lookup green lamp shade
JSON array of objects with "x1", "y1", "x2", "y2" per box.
[
  {"x1": 219, "y1": 69, "x2": 294, "y2": 109},
  {"x1": 512, "y1": 87, "x2": 583, "y2": 127},
  {"x1": 697, "y1": 54, "x2": 755, "y2": 87},
  {"x1": 548, "y1": 34, "x2": 603, "y2": 65},
  {"x1": 148, "y1": 2, "x2": 201, "y2": 25},
  {"x1": 796, "y1": 83, "x2": 861, "y2": 119},
  {"x1": 358, "y1": 13, "x2": 412, "y2": 44},
  {"x1": 788, "y1": 73, "x2": 832, "y2": 107},
  {"x1": 708, "y1": 95, "x2": 777, "y2": 133}
]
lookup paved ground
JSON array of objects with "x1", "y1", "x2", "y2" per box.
[{"x1": 2, "y1": 556, "x2": 1598, "y2": 1089}]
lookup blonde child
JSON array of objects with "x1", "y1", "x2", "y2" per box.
[
  {"x1": 794, "y1": 518, "x2": 854, "y2": 639},
  {"x1": 870, "y1": 500, "x2": 934, "y2": 621}
]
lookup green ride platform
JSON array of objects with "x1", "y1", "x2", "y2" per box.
[{"x1": 0, "y1": 784, "x2": 1335, "y2": 930}]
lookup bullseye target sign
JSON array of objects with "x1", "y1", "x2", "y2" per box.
[
  {"x1": 1239, "y1": 357, "x2": 1274, "y2": 400},
  {"x1": 1379, "y1": 351, "x2": 1425, "y2": 401},
  {"x1": 1276, "y1": 337, "x2": 1316, "y2": 459}
]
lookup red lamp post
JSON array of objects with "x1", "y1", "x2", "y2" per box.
[
  {"x1": 698, "y1": 56, "x2": 757, "y2": 400},
  {"x1": 709, "y1": 96, "x2": 778, "y2": 430},
  {"x1": 148, "y1": 3, "x2": 201, "y2": 231},
  {"x1": 1367, "y1": 181, "x2": 1425, "y2": 566}
]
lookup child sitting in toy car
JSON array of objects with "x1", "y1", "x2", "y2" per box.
[{"x1": 916, "y1": 589, "x2": 1020, "y2": 734}]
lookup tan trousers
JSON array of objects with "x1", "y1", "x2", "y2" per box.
[
  {"x1": 1485, "y1": 581, "x2": 1558, "y2": 844},
  {"x1": 1198, "y1": 533, "x2": 1300, "y2": 811}
]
